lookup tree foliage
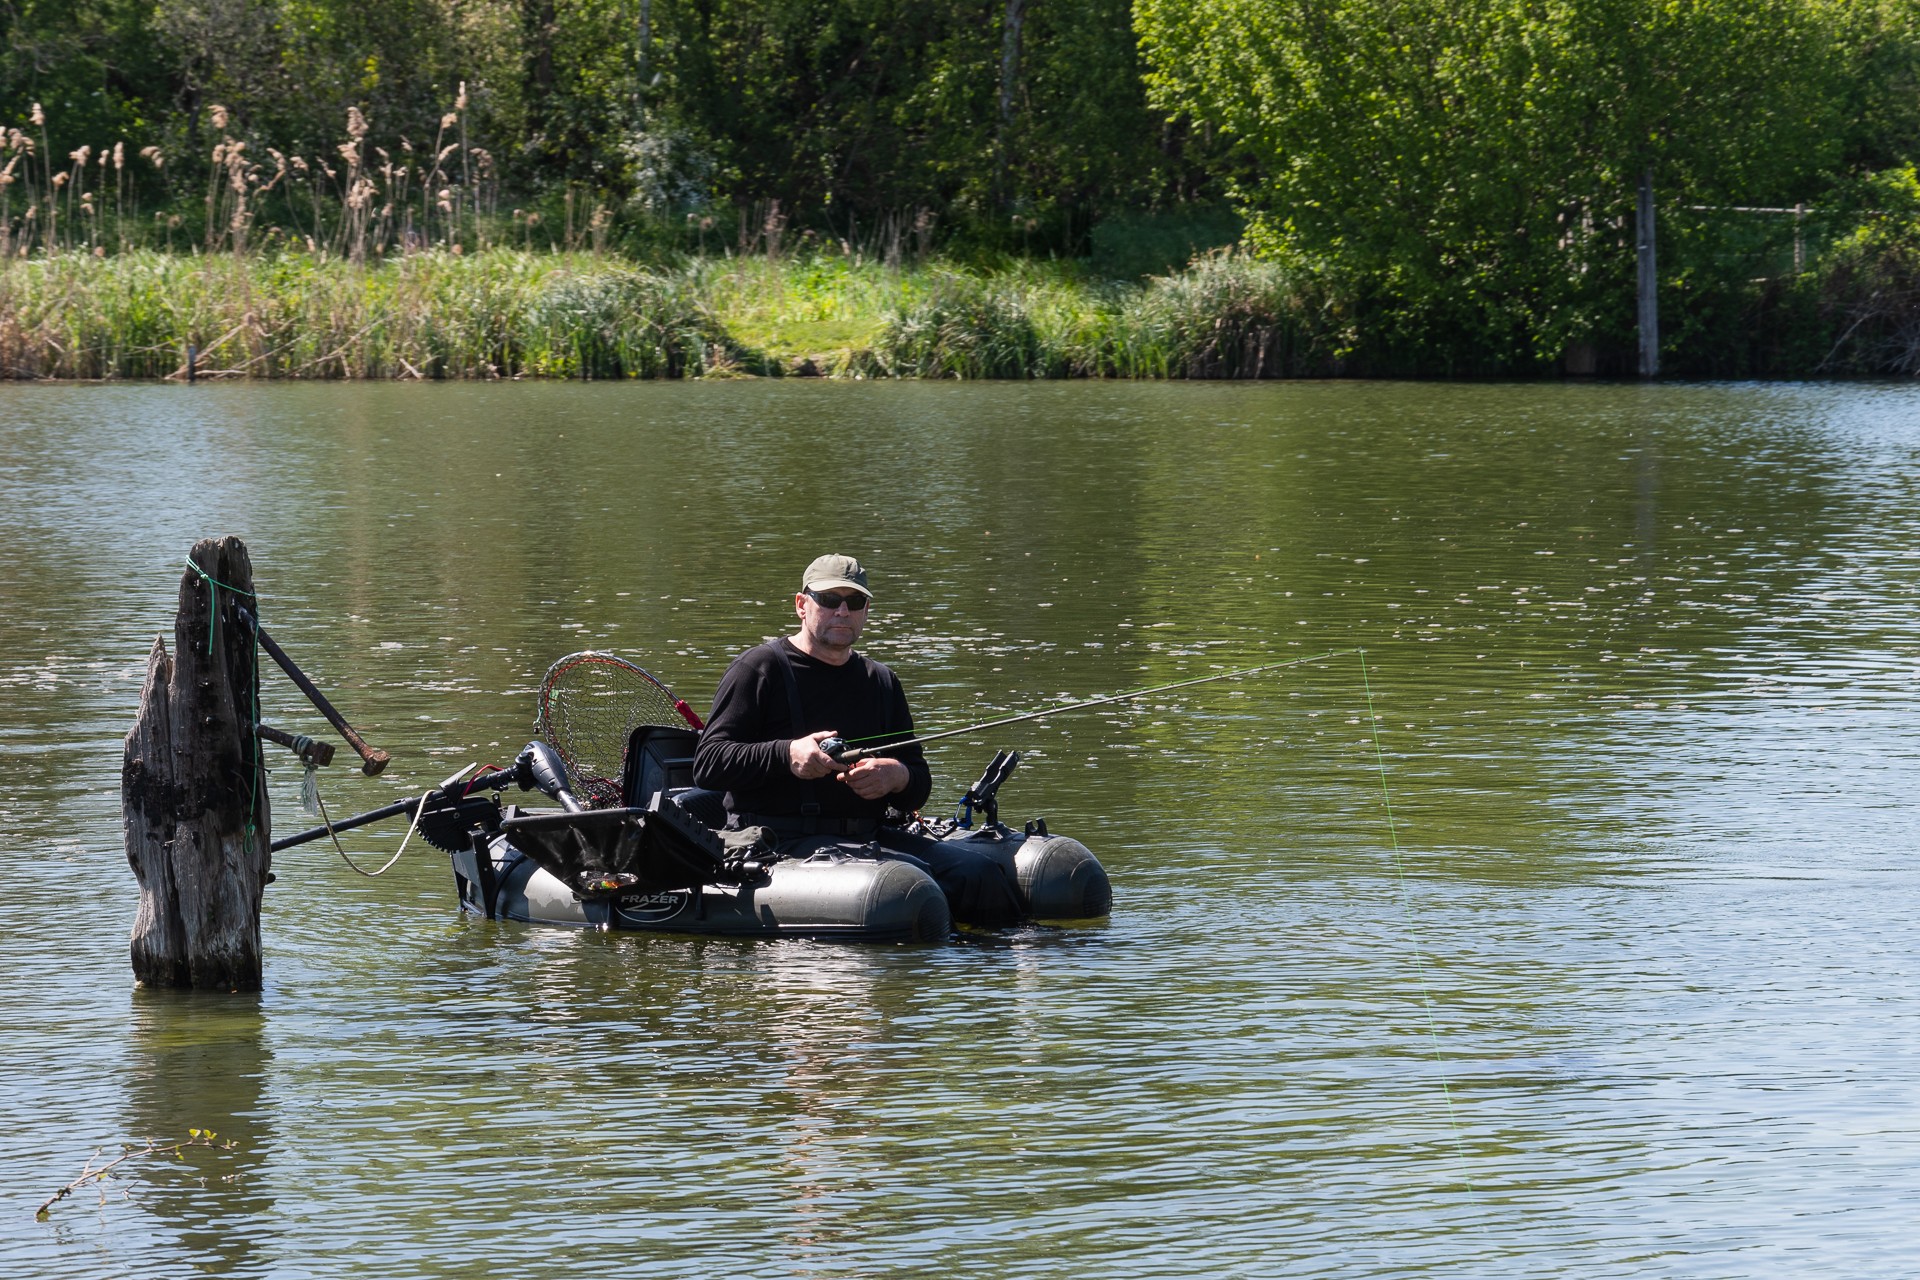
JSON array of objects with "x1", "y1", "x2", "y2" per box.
[
  {"x1": 0, "y1": 0, "x2": 173, "y2": 140},
  {"x1": 622, "y1": 0, "x2": 1200, "y2": 236},
  {"x1": 0, "y1": 0, "x2": 1212, "y2": 247},
  {"x1": 1136, "y1": 0, "x2": 1902, "y2": 365}
]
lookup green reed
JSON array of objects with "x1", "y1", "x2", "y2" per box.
[
  {"x1": 0, "y1": 247, "x2": 1355, "y2": 381},
  {"x1": 856, "y1": 252, "x2": 1334, "y2": 379},
  {"x1": 12, "y1": 239, "x2": 1911, "y2": 381},
  {"x1": 690, "y1": 251, "x2": 1331, "y2": 380},
  {"x1": 0, "y1": 249, "x2": 728, "y2": 379}
]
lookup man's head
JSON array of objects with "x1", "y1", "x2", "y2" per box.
[{"x1": 793, "y1": 554, "x2": 872, "y2": 662}]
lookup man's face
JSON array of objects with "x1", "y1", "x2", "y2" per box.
[{"x1": 796, "y1": 587, "x2": 870, "y2": 650}]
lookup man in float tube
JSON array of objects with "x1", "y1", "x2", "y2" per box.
[{"x1": 693, "y1": 553, "x2": 1023, "y2": 925}]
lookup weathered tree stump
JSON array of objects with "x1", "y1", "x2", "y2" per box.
[{"x1": 123, "y1": 536, "x2": 271, "y2": 991}]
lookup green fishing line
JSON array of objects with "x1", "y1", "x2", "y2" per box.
[{"x1": 1359, "y1": 646, "x2": 1477, "y2": 1199}]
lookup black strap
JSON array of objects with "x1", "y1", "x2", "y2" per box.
[
  {"x1": 765, "y1": 640, "x2": 821, "y2": 815},
  {"x1": 765, "y1": 638, "x2": 806, "y2": 726}
]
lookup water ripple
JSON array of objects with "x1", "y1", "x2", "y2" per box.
[{"x1": 6, "y1": 383, "x2": 1920, "y2": 1277}]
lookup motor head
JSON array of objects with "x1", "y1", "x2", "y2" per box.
[{"x1": 516, "y1": 740, "x2": 585, "y2": 812}]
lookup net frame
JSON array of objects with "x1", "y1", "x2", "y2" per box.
[{"x1": 536, "y1": 652, "x2": 703, "y2": 808}]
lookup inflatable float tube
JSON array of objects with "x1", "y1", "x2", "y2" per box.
[
  {"x1": 408, "y1": 725, "x2": 1111, "y2": 942},
  {"x1": 447, "y1": 805, "x2": 1111, "y2": 942}
]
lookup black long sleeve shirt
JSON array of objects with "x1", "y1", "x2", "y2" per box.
[{"x1": 692, "y1": 638, "x2": 933, "y2": 819}]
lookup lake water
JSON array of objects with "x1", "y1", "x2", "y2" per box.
[{"x1": 3, "y1": 381, "x2": 1918, "y2": 1277}]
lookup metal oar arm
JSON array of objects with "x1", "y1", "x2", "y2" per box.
[{"x1": 268, "y1": 746, "x2": 564, "y2": 853}]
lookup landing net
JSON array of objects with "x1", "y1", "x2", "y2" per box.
[{"x1": 536, "y1": 652, "x2": 703, "y2": 808}]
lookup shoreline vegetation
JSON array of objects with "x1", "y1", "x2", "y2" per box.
[
  {"x1": 0, "y1": 97, "x2": 1341, "y2": 382},
  {"x1": 8, "y1": 0, "x2": 1920, "y2": 382},
  {"x1": 0, "y1": 247, "x2": 1354, "y2": 382},
  {"x1": 5, "y1": 238, "x2": 1920, "y2": 382}
]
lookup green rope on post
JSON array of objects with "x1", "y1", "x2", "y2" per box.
[
  {"x1": 184, "y1": 557, "x2": 256, "y2": 654},
  {"x1": 183, "y1": 556, "x2": 265, "y2": 848}
]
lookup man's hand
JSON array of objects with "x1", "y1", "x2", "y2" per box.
[
  {"x1": 788, "y1": 730, "x2": 843, "y2": 780},
  {"x1": 838, "y1": 756, "x2": 909, "y2": 801}
]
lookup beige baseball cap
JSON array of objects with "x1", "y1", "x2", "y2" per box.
[{"x1": 801, "y1": 553, "x2": 871, "y2": 598}]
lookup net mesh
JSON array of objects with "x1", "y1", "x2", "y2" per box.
[{"x1": 537, "y1": 653, "x2": 694, "y2": 809}]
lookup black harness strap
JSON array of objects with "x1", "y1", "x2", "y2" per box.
[{"x1": 765, "y1": 640, "x2": 822, "y2": 817}]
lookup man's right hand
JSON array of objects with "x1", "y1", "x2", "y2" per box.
[{"x1": 788, "y1": 730, "x2": 842, "y2": 780}]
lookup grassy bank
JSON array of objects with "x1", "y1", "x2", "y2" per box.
[
  {"x1": 694, "y1": 250, "x2": 1334, "y2": 378},
  {"x1": 2, "y1": 240, "x2": 1917, "y2": 380},
  {"x1": 0, "y1": 250, "x2": 720, "y2": 379},
  {"x1": 0, "y1": 247, "x2": 1337, "y2": 381}
]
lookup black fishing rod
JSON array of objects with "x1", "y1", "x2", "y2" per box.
[{"x1": 823, "y1": 647, "x2": 1361, "y2": 763}]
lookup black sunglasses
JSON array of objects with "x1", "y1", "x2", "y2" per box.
[{"x1": 807, "y1": 590, "x2": 870, "y2": 612}]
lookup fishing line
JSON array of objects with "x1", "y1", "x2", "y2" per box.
[
  {"x1": 1357, "y1": 647, "x2": 1477, "y2": 1199},
  {"x1": 831, "y1": 648, "x2": 1363, "y2": 757}
]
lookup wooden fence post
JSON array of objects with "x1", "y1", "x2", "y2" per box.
[
  {"x1": 1637, "y1": 168, "x2": 1659, "y2": 379},
  {"x1": 123, "y1": 536, "x2": 271, "y2": 991}
]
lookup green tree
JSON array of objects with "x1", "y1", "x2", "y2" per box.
[
  {"x1": 0, "y1": 0, "x2": 172, "y2": 143},
  {"x1": 612, "y1": 0, "x2": 1197, "y2": 243},
  {"x1": 1136, "y1": 0, "x2": 1864, "y2": 368},
  {"x1": 152, "y1": 0, "x2": 520, "y2": 150}
]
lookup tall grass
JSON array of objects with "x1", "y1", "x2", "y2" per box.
[
  {"x1": 1106, "y1": 252, "x2": 1342, "y2": 377},
  {"x1": 690, "y1": 253, "x2": 914, "y2": 374},
  {"x1": 0, "y1": 247, "x2": 1345, "y2": 380},
  {"x1": 858, "y1": 252, "x2": 1339, "y2": 378},
  {"x1": 3, "y1": 94, "x2": 516, "y2": 262},
  {"x1": 6, "y1": 234, "x2": 1920, "y2": 381},
  {"x1": 0, "y1": 249, "x2": 729, "y2": 379}
]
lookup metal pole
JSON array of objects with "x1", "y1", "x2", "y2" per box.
[{"x1": 1637, "y1": 168, "x2": 1659, "y2": 379}]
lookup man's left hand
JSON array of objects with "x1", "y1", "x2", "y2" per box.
[{"x1": 838, "y1": 756, "x2": 909, "y2": 800}]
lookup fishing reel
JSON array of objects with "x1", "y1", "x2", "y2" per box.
[
  {"x1": 450, "y1": 741, "x2": 584, "y2": 809},
  {"x1": 411, "y1": 743, "x2": 582, "y2": 850}
]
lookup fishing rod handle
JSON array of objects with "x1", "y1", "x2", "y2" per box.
[
  {"x1": 818, "y1": 736, "x2": 875, "y2": 766},
  {"x1": 270, "y1": 794, "x2": 423, "y2": 851}
]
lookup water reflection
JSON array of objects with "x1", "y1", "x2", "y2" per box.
[{"x1": 123, "y1": 991, "x2": 274, "y2": 1272}]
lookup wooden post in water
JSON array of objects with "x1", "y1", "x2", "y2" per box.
[
  {"x1": 123, "y1": 536, "x2": 271, "y2": 991},
  {"x1": 1636, "y1": 168, "x2": 1659, "y2": 379}
]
